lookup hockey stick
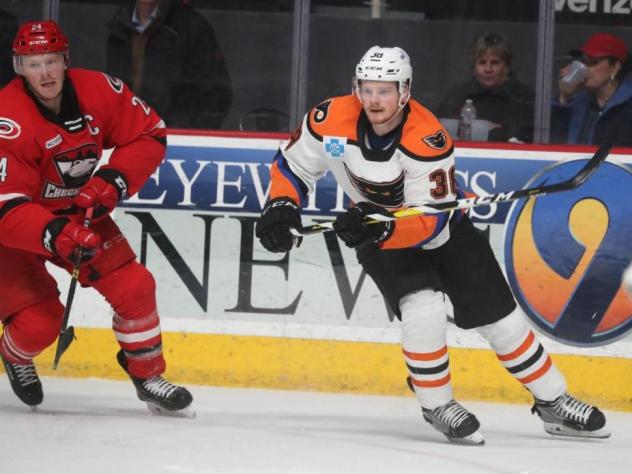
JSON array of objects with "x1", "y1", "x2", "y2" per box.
[
  {"x1": 291, "y1": 142, "x2": 611, "y2": 237},
  {"x1": 52, "y1": 206, "x2": 94, "y2": 370}
]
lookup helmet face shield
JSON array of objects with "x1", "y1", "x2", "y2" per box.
[
  {"x1": 354, "y1": 46, "x2": 412, "y2": 107},
  {"x1": 12, "y1": 20, "x2": 70, "y2": 74},
  {"x1": 14, "y1": 53, "x2": 66, "y2": 76}
]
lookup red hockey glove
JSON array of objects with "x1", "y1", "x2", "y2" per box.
[
  {"x1": 333, "y1": 202, "x2": 393, "y2": 248},
  {"x1": 74, "y1": 169, "x2": 128, "y2": 221},
  {"x1": 42, "y1": 217, "x2": 101, "y2": 265}
]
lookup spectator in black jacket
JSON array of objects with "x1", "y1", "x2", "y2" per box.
[
  {"x1": 0, "y1": 8, "x2": 18, "y2": 87},
  {"x1": 106, "y1": 0, "x2": 233, "y2": 130},
  {"x1": 436, "y1": 33, "x2": 534, "y2": 142}
]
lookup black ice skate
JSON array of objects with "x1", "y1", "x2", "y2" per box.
[
  {"x1": 116, "y1": 350, "x2": 195, "y2": 418},
  {"x1": 532, "y1": 393, "x2": 610, "y2": 438},
  {"x1": 1, "y1": 352, "x2": 43, "y2": 409},
  {"x1": 422, "y1": 400, "x2": 484, "y2": 445}
]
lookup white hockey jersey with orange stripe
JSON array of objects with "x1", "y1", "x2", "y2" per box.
[{"x1": 269, "y1": 95, "x2": 458, "y2": 250}]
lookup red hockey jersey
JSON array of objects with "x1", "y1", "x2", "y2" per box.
[{"x1": 0, "y1": 68, "x2": 166, "y2": 256}]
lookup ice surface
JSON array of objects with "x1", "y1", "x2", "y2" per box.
[{"x1": 1, "y1": 376, "x2": 630, "y2": 474}]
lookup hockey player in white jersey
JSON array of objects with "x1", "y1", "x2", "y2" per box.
[{"x1": 256, "y1": 46, "x2": 610, "y2": 445}]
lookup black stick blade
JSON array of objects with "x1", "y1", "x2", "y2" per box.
[{"x1": 52, "y1": 326, "x2": 76, "y2": 369}]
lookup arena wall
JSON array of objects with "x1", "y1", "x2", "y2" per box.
[{"x1": 33, "y1": 132, "x2": 632, "y2": 412}]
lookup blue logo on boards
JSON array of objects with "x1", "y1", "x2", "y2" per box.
[{"x1": 503, "y1": 160, "x2": 632, "y2": 346}]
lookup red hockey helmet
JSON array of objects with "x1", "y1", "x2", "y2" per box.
[{"x1": 12, "y1": 20, "x2": 69, "y2": 56}]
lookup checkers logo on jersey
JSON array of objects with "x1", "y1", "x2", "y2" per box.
[
  {"x1": 43, "y1": 143, "x2": 99, "y2": 199},
  {"x1": 51, "y1": 143, "x2": 99, "y2": 188},
  {"x1": 503, "y1": 160, "x2": 632, "y2": 346},
  {"x1": 422, "y1": 130, "x2": 447, "y2": 150}
]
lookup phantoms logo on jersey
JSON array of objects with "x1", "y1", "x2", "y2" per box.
[
  {"x1": 503, "y1": 160, "x2": 632, "y2": 346},
  {"x1": 422, "y1": 130, "x2": 447, "y2": 150}
]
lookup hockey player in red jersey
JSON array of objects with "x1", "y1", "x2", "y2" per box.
[
  {"x1": 0, "y1": 20, "x2": 193, "y2": 416},
  {"x1": 256, "y1": 46, "x2": 609, "y2": 444}
]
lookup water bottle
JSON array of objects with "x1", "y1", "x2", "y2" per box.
[{"x1": 458, "y1": 99, "x2": 476, "y2": 141}]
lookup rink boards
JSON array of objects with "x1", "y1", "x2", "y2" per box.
[{"x1": 34, "y1": 132, "x2": 632, "y2": 411}]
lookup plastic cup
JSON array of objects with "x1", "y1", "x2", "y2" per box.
[{"x1": 561, "y1": 60, "x2": 588, "y2": 87}]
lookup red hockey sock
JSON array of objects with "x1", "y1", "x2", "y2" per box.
[
  {"x1": 0, "y1": 297, "x2": 64, "y2": 363},
  {"x1": 90, "y1": 260, "x2": 166, "y2": 378}
]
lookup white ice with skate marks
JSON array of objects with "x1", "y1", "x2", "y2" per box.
[{"x1": 1, "y1": 376, "x2": 630, "y2": 474}]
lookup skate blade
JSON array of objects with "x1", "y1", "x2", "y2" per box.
[
  {"x1": 446, "y1": 431, "x2": 485, "y2": 446},
  {"x1": 543, "y1": 423, "x2": 611, "y2": 439},
  {"x1": 146, "y1": 401, "x2": 196, "y2": 419}
]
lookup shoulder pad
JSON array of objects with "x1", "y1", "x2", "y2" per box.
[
  {"x1": 399, "y1": 100, "x2": 454, "y2": 161},
  {"x1": 306, "y1": 95, "x2": 361, "y2": 142},
  {"x1": 67, "y1": 68, "x2": 126, "y2": 96},
  {"x1": 0, "y1": 82, "x2": 38, "y2": 145}
]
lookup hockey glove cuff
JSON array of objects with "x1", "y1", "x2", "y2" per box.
[
  {"x1": 333, "y1": 202, "x2": 393, "y2": 248},
  {"x1": 256, "y1": 197, "x2": 302, "y2": 253},
  {"x1": 74, "y1": 169, "x2": 128, "y2": 221},
  {"x1": 43, "y1": 217, "x2": 102, "y2": 265}
]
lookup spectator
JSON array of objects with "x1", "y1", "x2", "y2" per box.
[
  {"x1": 436, "y1": 32, "x2": 534, "y2": 142},
  {"x1": 551, "y1": 32, "x2": 632, "y2": 146},
  {"x1": 0, "y1": 8, "x2": 18, "y2": 87},
  {"x1": 106, "y1": 0, "x2": 233, "y2": 129}
]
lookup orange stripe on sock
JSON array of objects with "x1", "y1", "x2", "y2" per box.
[
  {"x1": 410, "y1": 373, "x2": 451, "y2": 388},
  {"x1": 402, "y1": 345, "x2": 448, "y2": 361},
  {"x1": 497, "y1": 331, "x2": 535, "y2": 362},
  {"x1": 518, "y1": 355, "x2": 552, "y2": 384}
]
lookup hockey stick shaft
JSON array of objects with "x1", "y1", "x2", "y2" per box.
[
  {"x1": 52, "y1": 206, "x2": 94, "y2": 369},
  {"x1": 291, "y1": 142, "x2": 611, "y2": 237}
]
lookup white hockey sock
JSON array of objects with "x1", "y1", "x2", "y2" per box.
[
  {"x1": 476, "y1": 307, "x2": 566, "y2": 401},
  {"x1": 400, "y1": 289, "x2": 452, "y2": 410}
]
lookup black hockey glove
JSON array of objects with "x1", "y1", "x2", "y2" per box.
[
  {"x1": 333, "y1": 202, "x2": 393, "y2": 248},
  {"x1": 256, "y1": 197, "x2": 302, "y2": 253}
]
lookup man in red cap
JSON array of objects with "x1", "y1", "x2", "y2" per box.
[
  {"x1": 0, "y1": 20, "x2": 193, "y2": 416},
  {"x1": 551, "y1": 32, "x2": 632, "y2": 146}
]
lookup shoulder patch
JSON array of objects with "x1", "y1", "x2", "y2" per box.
[
  {"x1": 422, "y1": 130, "x2": 447, "y2": 150},
  {"x1": 103, "y1": 73, "x2": 124, "y2": 94},
  {"x1": 313, "y1": 100, "x2": 332, "y2": 124},
  {"x1": 0, "y1": 117, "x2": 21, "y2": 140},
  {"x1": 323, "y1": 136, "x2": 347, "y2": 158}
]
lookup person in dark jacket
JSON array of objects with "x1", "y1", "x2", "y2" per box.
[
  {"x1": 436, "y1": 32, "x2": 534, "y2": 142},
  {"x1": 0, "y1": 8, "x2": 18, "y2": 87},
  {"x1": 106, "y1": 0, "x2": 233, "y2": 130},
  {"x1": 551, "y1": 32, "x2": 632, "y2": 147}
]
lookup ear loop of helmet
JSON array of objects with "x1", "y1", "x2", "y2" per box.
[{"x1": 397, "y1": 79, "x2": 411, "y2": 110}]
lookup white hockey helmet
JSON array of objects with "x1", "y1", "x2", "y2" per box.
[{"x1": 354, "y1": 46, "x2": 412, "y2": 107}]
